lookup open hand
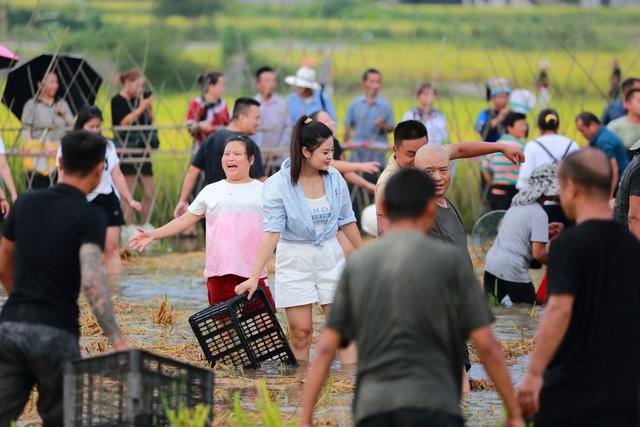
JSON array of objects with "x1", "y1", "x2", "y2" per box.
[
  {"x1": 128, "y1": 227, "x2": 155, "y2": 252},
  {"x1": 234, "y1": 277, "x2": 259, "y2": 300},
  {"x1": 518, "y1": 371, "x2": 543, "y2": 418},
  {"x1": 358, "y1": 161, "x2": 381, "y2": 174}
]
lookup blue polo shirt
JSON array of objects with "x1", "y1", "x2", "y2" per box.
[
  {"x1": 344, "y1": 95, "x2": 394, "y2": 164},
  {"x1": 590, "y1": 126, "x2": 629, "y2": 177},
  {"x1": 287, "y1": 91, "x2": 336, "y2": 125}
]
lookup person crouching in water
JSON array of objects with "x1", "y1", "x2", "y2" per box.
[
  {"x1": 484, "y1": 164, "x2": 563, "y2": 305},
  {"x1": 129, "y1": 136, "x2": 275, "y2": 307},
  {"x1": 236, "y1": 115, "x2": 362, "y2": 363}
]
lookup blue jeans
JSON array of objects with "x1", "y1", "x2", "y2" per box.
[{"x1": 0, "y1": 321, "x2": 80, "y2": 427}]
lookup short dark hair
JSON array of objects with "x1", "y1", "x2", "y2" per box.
[
  {"x1": 384, "y1": 168, "x2": 436, "y2": 221},
  {"x1": 558, "y1": 148, "x2": 611, "y2": 199},
  {"x1": 362, "y1": 68, "x2": 381, "y2": 82},
  {"x1": 223, "y1": 135, "x2": 256, "y2": 160},
  {"x1": 393, "y1": 120, "x2": 428, "y2": 147},
  {"x1": 537, "y1": 108, "x2": 560, "y2": 132},
  {"x1": 255, "y1": 66, "x2": 274, "y2": 80},
  {"x1": 232, "y1": 97, "x2": 261, "y2": 119},
  {"x1": 290, "y1": 115, "x2": 332, "y2": 184},
  {"x1": 502, "y1": 111, "x2": 526, "y2": 130},
  {"x1": 74, "y1": 106, "x2": 103, "y2": 130},
  {"x1": 576, "y1": 111, "x2": 600, "y2": 127},
  {"x1": 621, "y1": 77, "x2": 640, "y2": 95},
  {"x1": 624, "y1": 88, "x2": 640, "y2": 102},
  {"x1": 61, "y1": 130, "x2": 107, "y2": 177}
]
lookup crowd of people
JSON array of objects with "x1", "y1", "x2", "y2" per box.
[{"x1": 0, "y1": 59, "x2": 639, "y2": 427}]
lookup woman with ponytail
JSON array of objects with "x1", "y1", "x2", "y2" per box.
[
  {"x1": 186, "y1": 72, "x2": 230, "y2": 153},
  {"x1": 517, "y1": 108, "x2": 579, "y2": 226},
  {"x1": 236, "y1": 115, "x2": 362, "y2": 362}
]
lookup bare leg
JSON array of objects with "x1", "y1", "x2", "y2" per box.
[
  {"x1": 122, "y1": 175, "x2": 137, "y2": 224},
  {"x1": 104, "y1": 226, "x2": 122, "y2": 275},
  {"x1": 139, "y1": 175, "x2": 155, "y2": 224},
  {"x1": 284, "y1": 304, "x2": 314, "y2": 361},
  {"x1": 321, "y1": 304, "x2": 358, "y2": 364}
]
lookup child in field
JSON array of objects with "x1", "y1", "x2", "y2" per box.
[{"x1": 128, "y1": 136, "x2": 274, "y2": 307}]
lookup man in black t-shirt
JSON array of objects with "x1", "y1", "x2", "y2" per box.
[
  {"x1": 0, "y1": 131, "x2": 131, "y2": 426},
  {"x1": 519, "y1": 148, "x2": 640, "y2": 426},
  {"x1": 174, "y1": 97, "x2": 267, "y2": 218},
  {"x1": 614, "y1": 153, "x2": 640, "y2": 239}
]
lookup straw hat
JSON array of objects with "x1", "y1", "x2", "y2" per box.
[
  {"x1": 511, "y1": 164, "x2": 559, "y2": 207},
  {"x1": 285, "y1": 67, "x2": 321, "y2": 90}
]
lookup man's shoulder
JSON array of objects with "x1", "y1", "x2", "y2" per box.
[{"x1": 607, "y1": 116, "x2": 627, "y2": 130}]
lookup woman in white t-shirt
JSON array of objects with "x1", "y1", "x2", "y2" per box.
[
  {"x1": 0, "y1": 137, "x2": 17, "y2": 220},
  {"x1": 128, "y1": 136, "x2": 275, "y2": 307},
  {"x1": 401, "y1": 82, "x2": 448, "y2": 146},
  {"x1": 57, "y1": 106, "x2": 142, "y2": 275}
]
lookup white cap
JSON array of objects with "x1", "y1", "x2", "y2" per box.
[
  {"x1": 510, "y1": 88, "x2": 537, "y2": 114},
  {"x1": 285, "y1": 67, "x2": 321, "y2": 91},
  {"x1": 361, "y1": 204, "x2": 378, "y2": 237}
]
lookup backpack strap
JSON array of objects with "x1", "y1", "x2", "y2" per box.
[
  {"x1": 533, "y1": 139, "x2": 559, "y2": 164},
  {"x1": 560, "y1": 140, "x2": 575, "y2": 160}
]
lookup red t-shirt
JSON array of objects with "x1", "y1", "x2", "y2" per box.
[{"x1": 186, "y1": 97, "x2": 230, "y2": 149}]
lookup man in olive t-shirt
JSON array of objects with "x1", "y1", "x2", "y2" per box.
[{"x1": 301, "y1": 169, "x2": 523, "y2": 427}]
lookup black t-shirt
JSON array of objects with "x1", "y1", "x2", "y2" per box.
[
  {"x1": 111, "y1": 94, "x2": 152, "y2": 149},
  {"x1": 191, "y1": 129, "x2": 266, "y2": 185},
  {"x1": 0, "y1": 184, "x2": 107, "y2": 336},
  {"x1": 543, "y1": 220, "x2": 640, "y2": 414}
]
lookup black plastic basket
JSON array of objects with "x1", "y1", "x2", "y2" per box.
[
  {"x1": 189, "y1": 288, "x2": 297, "y2": 369},
  {"x1": 63, "y1": 349, "x2": 213, "y2": 427}
]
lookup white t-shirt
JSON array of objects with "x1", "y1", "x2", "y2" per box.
[
  {"x1": 188, "y1": 179, "x2": 266, "y2": 279},
  {"x1": 56, "y1": 139, "x2": 120, "y2": 201},
  {"x1": 401, "y1": 108, "x2": 448, "y2": 146},
  {"x1": 516, "y1": 134, "x2": 579, "y2": 190},
  {"x1": 306, "y1": 195, "x2": 332, "y2": 235}
]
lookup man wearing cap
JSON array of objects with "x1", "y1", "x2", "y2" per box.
[
  {"x1": 343, "y1": 68, "x2": 395, "y2": 165},
  {"x1": 475, "y1": 78, "x2": 512, "y2": 142},
  {"x1": 285, "y1": 67, "x2": 336, "y2": 125}
]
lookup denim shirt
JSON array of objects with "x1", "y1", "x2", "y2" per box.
[{"x1": 262, "y1": 158, "x2": 356, "y2": 246}]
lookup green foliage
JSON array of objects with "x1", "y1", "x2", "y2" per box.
[
  {"x1": 163, "y1": 401, "x2": 211, "y2": 427},
  {"x1": 228, "y1": 380, "x2": 293, "y2": 427},
  {"x1": 154, "y1": 0, "x2": 224, "y2": 18}
]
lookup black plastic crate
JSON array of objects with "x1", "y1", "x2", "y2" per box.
[
  {"x1": 63, "y1": 349, "x2": 213, "y2": 426},
  {"x1": 189, "y1": 288, "x2": 297, "y2": 369}
]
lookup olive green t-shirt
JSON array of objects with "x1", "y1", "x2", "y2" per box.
[
  {"x1": 607, "y1": 116, "x2": 640, "y2": 151},
  {"x1": 326, "y1": 230, "x2": 494, "y2": 423}
]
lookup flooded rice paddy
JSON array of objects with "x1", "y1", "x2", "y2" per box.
[{"x1": 6, "y1": 240, "x2": 541, "y2": 426}]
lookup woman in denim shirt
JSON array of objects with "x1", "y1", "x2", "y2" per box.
[{"x1": 236, "y1": 115, "x2": 362, "y2": 362}]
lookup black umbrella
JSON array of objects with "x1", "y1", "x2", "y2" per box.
[{"x1": 2, "y1": 53, "x2": 102, "y2": 118}]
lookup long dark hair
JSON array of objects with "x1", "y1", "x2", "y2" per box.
[
  {"x1": 74, "y1": 106, "x2": 103, "y2": 130},
  {"x1": 290, "y1": 115, "x2": 332, "y2": 184}
]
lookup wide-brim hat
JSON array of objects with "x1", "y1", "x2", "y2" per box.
[
  {"x1": 285, "y1": 67, "x2": 321, "y2": 90},
  {"x1": 512, "y1": 164, "x2": 559, "y2": 207}
]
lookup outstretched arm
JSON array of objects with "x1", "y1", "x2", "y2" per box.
[
  {"x1": 111, "y1": 167, "x2": 141, "y2": 212},
  {"x1": 344, "y1": 171, "x2": 376, "y2": 194},
  {"x1": 332, "y1": 159, "x2": 380, "y2": 175},
  {"x1": 80, "y1": 243, "x2": 132, "y2": 351},
  {"x1": 447, "y1": 142, "x2": 525, "y2": 164},
  {"x1": 129, "y1": 212, "x2": 202, "y2": 251}
]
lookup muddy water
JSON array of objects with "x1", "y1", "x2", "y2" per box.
[{"x1": 110, "y1": 264, "x2": 538, "y2": 427}]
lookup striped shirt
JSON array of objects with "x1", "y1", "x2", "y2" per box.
[{"x1": 481, "y1": 135, "x2": 525, "y2": 186}]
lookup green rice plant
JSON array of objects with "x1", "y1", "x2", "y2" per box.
[
  {"x1": 228, "y1": 380, "x2": 294, "y2": 427},
  {"x1": 164, "y1": 403, "x2": 211, "y2": 427}
]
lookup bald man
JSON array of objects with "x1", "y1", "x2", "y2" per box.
[
  {"x1": 376, "y1": 120, "x2": 525, "y2": 234},
  {"x1": 415, "y1": 144, "x2": 474, "y2": 392},
  {"x1": 519, "y1": 148, "x2": 640, "y2": 426}
]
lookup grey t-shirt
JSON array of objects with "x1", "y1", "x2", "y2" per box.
[
  {"x1": 21, "y1": 98, "x2": 73, "y2": 141},
  {"x1": 484, "y1": 203, "x2": 549, "y2": 283},
  {"x1": 327, "y1": 230, "x2": 494, "y2": 423},
  {"x1": 429, "y1": 199, "x2": 473, "y2": 268}
]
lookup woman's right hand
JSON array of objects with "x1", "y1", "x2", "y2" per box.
[
  {"x1": 235, "y1": 277, "x2": 259, "y2": 300},
  {"x1": 128, "y1": 227, "x2": 155, "y2": 252}
]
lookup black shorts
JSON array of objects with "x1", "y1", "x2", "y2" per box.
[
  {"x1": 120, "y1": 152, "x2": 153, "y2": 176},
  {"x1": 483, "y1": 271, "x2": 535, "y2": 305},
  {"x1": 91, "y1": 192, "x2": 125, "y2": 227}
]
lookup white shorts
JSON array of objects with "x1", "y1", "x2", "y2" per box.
[{"x1": 274, "y1": 237, "x2": 345, "y2": 309}]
